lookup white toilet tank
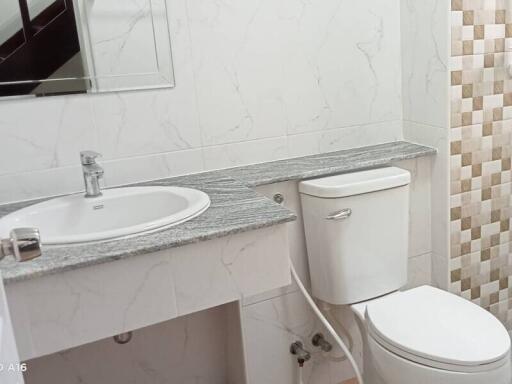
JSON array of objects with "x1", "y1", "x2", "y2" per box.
[{"x1": 299, "y1": 167, "x2": 411, "y2": 305}]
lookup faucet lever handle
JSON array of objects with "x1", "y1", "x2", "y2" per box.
[{"x1": 80, "y1": 150, "x2": 102, "y2": 165}]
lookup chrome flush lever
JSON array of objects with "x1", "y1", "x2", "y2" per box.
[
  {"x1": 0, "y1": 228, "x2": 42, "y2": 262},
  {"x1": 325, "y1": 208, "x2": 352, "y2": 221}
]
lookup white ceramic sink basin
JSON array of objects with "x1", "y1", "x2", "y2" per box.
[{"x1": 0, "y1": 186, "x2": 210, "y2": 245}]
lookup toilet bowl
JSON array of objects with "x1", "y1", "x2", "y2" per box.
[
  {"x1": 351, "y1": 286, "x2": 511, "y2": 384},
  {"x1": 299, "y1": 167, "x2": 512, "y2": 384}
]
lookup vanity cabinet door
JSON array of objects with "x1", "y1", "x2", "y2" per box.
[{"x1": 0, "y1": 274, "x2": 24, "y2": 384}]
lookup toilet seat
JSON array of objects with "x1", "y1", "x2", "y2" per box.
[{"x1": 364, "y1": 286, "x2": 511, "y2": 373}]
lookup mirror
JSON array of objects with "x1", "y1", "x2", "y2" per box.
[{"x1": 0, "y1": 0, "x2": 174, "y2": 98}]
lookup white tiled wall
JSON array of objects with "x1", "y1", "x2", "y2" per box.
[
  {"x1": 24, "y1": 304, "x2": 244, "y2": 384},
  {"x1": 0, "y1": 0, "x2": 404, "y2": 204},
  {"x1": 400, "y1": 0, "x2": 451, "y2": 288},
  {"x1": 400, "y1": 0, "x2": 449, "y2": 129}
]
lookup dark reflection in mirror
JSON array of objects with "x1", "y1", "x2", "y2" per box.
[{"x1": 0, "y1": 0, "x2": 88, "y2": 97}]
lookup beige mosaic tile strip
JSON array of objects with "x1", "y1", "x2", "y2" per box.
[{"x1": 451, "y1": 0, "x2": 512, "y2": 328}]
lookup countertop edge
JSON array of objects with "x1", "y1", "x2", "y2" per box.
[{"x1": 3, "y1": 213, "x2": 297, "y2": 285}]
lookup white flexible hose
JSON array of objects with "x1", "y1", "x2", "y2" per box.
[
  {"x1": 290, "y1": 261, "x2": 364, "y2": 384},
  {"x1": 297, "y1": 364, "x2": 304, "y2": 384}
]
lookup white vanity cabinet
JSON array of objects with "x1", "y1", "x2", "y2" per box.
[{"x1": 5, "y1": 224, "x2": 290, "y2": 361}]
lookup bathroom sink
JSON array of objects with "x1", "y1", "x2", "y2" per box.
[{"x1": 0, "y1": 186, "x2": 210, "y2": 245}]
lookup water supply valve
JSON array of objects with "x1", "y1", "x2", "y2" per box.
[
  {"x1": 290, "y1": 341, "x2": 311, "y2": 367},
  {"x1": 312, "y1": 332, "x2": 333, "y2": 352}
]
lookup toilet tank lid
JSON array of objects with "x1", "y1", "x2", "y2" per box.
[{"x1": 299, "y1": 167, "x2": 411, "y2": 198}]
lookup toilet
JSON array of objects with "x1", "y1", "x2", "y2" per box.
[{"x1": 299, "y1": 167, "x2": 511, "y2": 384}]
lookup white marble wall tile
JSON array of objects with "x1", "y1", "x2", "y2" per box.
[
  {"x1": 242, "y1": 290, "x2": 361, "y2": 384},
  {"x1": 226, "y1": 302, "x2": 249, "y2": 384},
  {"x1": 186, "y1": 0, "x2": 402, "y2": 146},
  {"x1": 7, "y1": 250, "x2": 178, "y2": 361},
  {"x1": 243, "y1": 290, "x2": 318, "y2": 384},
  {"x1": 306, "y1": 304, "x2": 364, "y2": 384},
  {"x1": 283, "y1": 0, "x2": 402, "y2": 134},
  {"x1": 90, "y1": 90, "x2": 201, "y2": 160},
  {"x1": 394, "y1": 157, "x2": 432, "y2": 258},
  {"x1": 171, "y1": 224, "x2": 291, "y2": 316},
  {"x1": 403, "y1": 121, "x2": 450, "y2": 288},
  {"x1": 405, "y1": 253, "x2": 433, "y2": 289},
  {"x1": 402, "y1": 124, "x2": 449, "y2": 253},
  {"x1": 400, "y1": 0, "x2": 449, "y2": 291},
  {"x1": 0, "y1": 166, "x2": 83, "y2": 204},
  {"x1": 202, "y1": 137, "x2": 288, "y2": 171},
  {"x1": 102, "y1": 148, "x2": 205, "y2": 187},
  {"x1": 0, "y1": 95, "x2": 95, "y2": 175},
  {"x1": 244, "y1": 181, "x2": 310, "y2": 306},
  {"x1": 24, "y1": 306, "x2": 230, "y2": 384},
  {"x1": 184, "y1": 0, "x2": 290, "y2": 146},
  {"x1": 431, "y1": 251, "x2": 450, "y2": 290},
  {"x1": 401, "y1": 0, "x2": 450, "y2": 128},
  {"x1": 287, "y1": 120, "x2": 403, "y2": 158}
]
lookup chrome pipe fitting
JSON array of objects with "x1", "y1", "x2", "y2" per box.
[
  {"x1": 0, "y1": 228, "x2": 42, "y2": 262},
  {"x1": 113, "y1": 332, "x2": 132, "y2": 345},
  {"x1": 273, "y1": 193, "x2": 284, "y2": 204},
  {"x1": 290, "y1": 341, "x2": 311, "y2": 366},
  {"x1": 312, "y1": 332, "x2": 333, "y2": 352}
]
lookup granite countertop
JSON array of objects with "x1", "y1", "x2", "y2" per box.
[
  {"x1": 212, "y1": 141, "x2": 436, "y2": 187},
  {"x1": 0, "y1": 141, "x2": 436, "y2": 284}
]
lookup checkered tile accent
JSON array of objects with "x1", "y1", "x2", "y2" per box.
[{"x1": 451, "y1": 0, "x2": 512, "y2": 328}]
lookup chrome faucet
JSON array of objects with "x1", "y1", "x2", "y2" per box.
[{"x1": 80, "y1": 151, "x2": 104, "y2": 198}]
